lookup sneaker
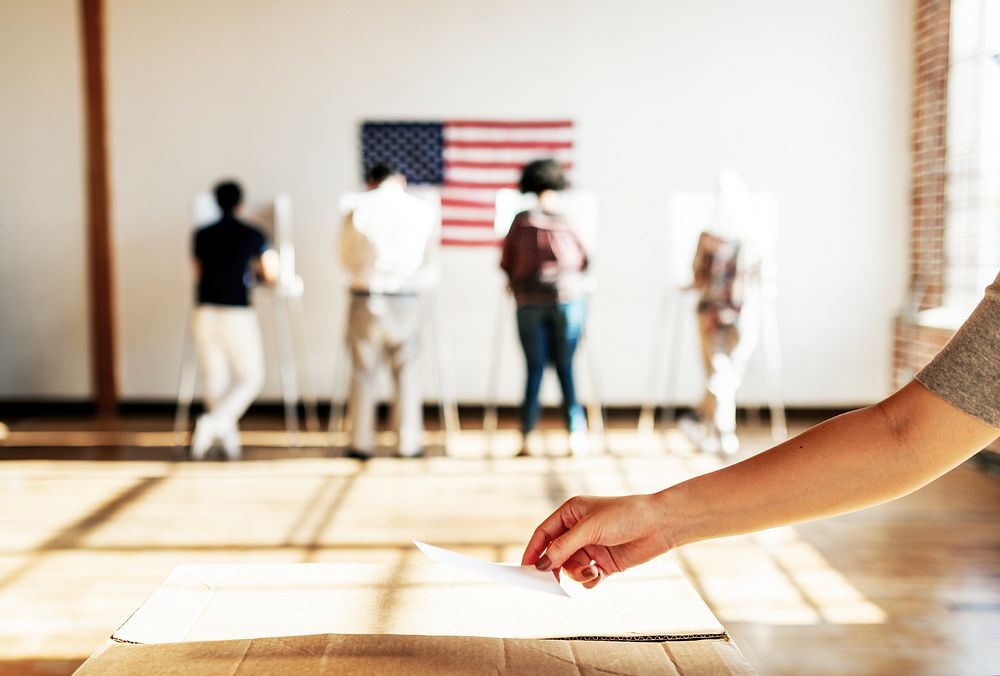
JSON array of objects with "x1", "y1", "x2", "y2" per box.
[
  {"x1": 345, "y1": 448, "x2": 373, "y2": 461},
  {"x1": 568, "y1": 431, "x2": 589, "y2": 457},
  {"x1": 678, "y1": 416, "x2": 707, "y2": 449},
  {"x1": 518, "y1": 431, "x2": 541, "y2": 457},
  {"x1": 719, "y1": 432, "x2": 740, "y2": 456},
  {"x1": 190, "y1": 414, "x2": 216, "y2": 461},
  {"x1": 699, "y1": 434, "x2": 722, "y2": 455},
  {"x1": 218, "y1": 417, "x2": 242, "y2": 461}
]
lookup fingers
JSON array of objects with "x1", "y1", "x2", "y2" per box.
[
  {"x1": 521, "y1": 524, "x2": 557, "y2": 566},
  {"x1": 561, "y1": 547, "x2": 609, "y2": 587},
  {"x1": 585, "y1": 545, "x2": 623, "y2": 579},
  {"x1": 560, "y1": 549, "x2": 597, "y2": 582},
  {"x1": 522, "y1": 496, "x2": 616, "y2": 590},
  {"x1": 525, "y1": 494, "x2": 661, "y2": 591},
  {"x1": 581, "y1": 568, "x2": 606, "y2": 589},
  {"x1": 521, "y1": 500, "x2": 581, "y2": 566},
  {"x1": 537, "y1": 517, "x2": 596, "y2": 571}
]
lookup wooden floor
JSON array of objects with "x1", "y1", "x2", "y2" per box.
[{"x1": 0, "y1": 415, "x2": 998, "y2": 675}]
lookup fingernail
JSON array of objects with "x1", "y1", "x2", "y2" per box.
[
  {"x1": 535, "y1": 555, "x2": 552, "y2": 571},
  {"x1": 581, "y1": 565, "x2": 598, "y2": 581}
]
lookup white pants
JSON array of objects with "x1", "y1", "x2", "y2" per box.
[
  {"x1": 346, "y1": 294, "x2": 423, "y2": 454},
  {"x1": 193, "y1": 306, "x2": 264, "y2": 424}
]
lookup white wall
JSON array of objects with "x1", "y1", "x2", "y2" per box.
[
  {"x1": 0, "y1": 0, "x2": 90, "y2": 398},
  {"x1": 1, "y1": 0, "x2": 911, "y2": 406}
]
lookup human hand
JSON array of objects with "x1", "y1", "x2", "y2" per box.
[{"x1": 521, "y1": 494, "x2": 673, "y2": 589}]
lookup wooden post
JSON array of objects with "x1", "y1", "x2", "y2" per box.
[{"x1": 79, "y1": 0, "x2": 118, "y2": 416}]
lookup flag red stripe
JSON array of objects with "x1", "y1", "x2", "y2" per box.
[
  {"x1": 445, "y1": 120, "x2": 572, "y2": 129},
  {"x1": 441, "y1": 198, "x2": 496, "y2": 209},
  {"x1": 441, "y1": 238, "x2": 503, "y2": 247},
  {"x1": 441, "y1": 219, "x2": 495, "y2": 228},
  {"x1": 443, "y1": 140, "x2": 573, "y2": 150},
  {"x1": 445, "y1": 161, "x2": 574, "y2": 170},
  {"x1": 444, "y1": 180, "x2": 518, "y2": 189}
]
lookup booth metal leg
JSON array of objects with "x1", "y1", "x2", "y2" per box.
[
  {"x1": 426, "y1": 290, "x2": 460, "y2": 454},
  {"x1": 762, "y1": 293, "x2": 787, "y2": 440},
  {"x1": 483, "y1": 291, "x2": 512, "y2": 446},
  {"x1": 288, "y1": 294, "x2": 320, "y2": 433},
  {"x1": 658, "y1": 291, "x2": 691, "y2": 430},
  {"x1": 326, "y1": 327, "x2": 350, "y2": 450},
  {"x1": 638, "y1": 289, "x2": 672, "y2": 433},
  {"x1": 272, "y1": 293, "x2": 301, "y2": 447},
  {"x1": 172, "y1": 309, "x2": 198, "y2": 457},
  {"x1": 581, "y1": 296, "x2": 607, "y2": 451}
]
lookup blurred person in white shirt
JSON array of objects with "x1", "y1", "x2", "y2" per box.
[{"x1": 339, "y1": 163, "x2": 436, "y2": 459}]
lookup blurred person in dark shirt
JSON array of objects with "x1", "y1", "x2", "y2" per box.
[{"x1": 190, "y1": 180, "x2": 278, "y2": 460}]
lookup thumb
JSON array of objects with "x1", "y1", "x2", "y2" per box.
[{"x1": 541, "y1": 519, "x2": 597, "y2": 571}]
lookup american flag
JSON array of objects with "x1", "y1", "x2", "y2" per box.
[{"x1": 361, "y1": 120, "x2": 574, "y2": 247}]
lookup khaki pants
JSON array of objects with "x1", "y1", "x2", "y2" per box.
[
  {"x1": 193, "y1": 305, "x2": 264, "y2": 425},
  {"x1": 346, "y1": 294, "x2": 423, "y2": 454}
]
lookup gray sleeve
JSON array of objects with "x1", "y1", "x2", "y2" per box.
[{"x1": 915, "y1": 272, "x2": 1000, "y2": 429}]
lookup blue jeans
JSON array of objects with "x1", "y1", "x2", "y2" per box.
[{"x1": 515, "y1": 299, "x2": 587, "y2": 433}]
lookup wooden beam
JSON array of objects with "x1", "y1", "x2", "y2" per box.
[{"x1": 79, "y1": 0, "x2": 118, "y2": 416}]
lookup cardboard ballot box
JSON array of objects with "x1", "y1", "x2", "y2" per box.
[{"x1": 75, "y1": 561, "x2": 755, "y2": 675}]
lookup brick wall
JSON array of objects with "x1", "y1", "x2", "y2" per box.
[
  {"x1": 894, "y1": 0, "x2": 952, "y2": 389},
  {"x1": 909, "y1": 0, "x2": 950, "y2": 311},
  {"x1": 899, "y1": 2, "x2": 998, "y2": 457}
]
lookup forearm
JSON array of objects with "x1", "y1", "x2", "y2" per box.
[{"x1": 658, "y1": 382, "x2": 996, "y2": 548}]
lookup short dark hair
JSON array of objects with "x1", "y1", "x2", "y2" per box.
[
  {"x1": 213, "y1": 180, "x2": 243, "y2": 213},
  {"x1": 366, "y1": 162, "x2": 400, "y2": 185},
  {"x1": 518, "y1": 159, "x2": 567, "y2": 195}
]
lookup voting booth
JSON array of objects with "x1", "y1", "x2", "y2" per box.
[
  {"x1": 173, "y1": 191, "x2": 320, "y2": 453},
  {"x1": 638, "y1": 171, "x2": 787, "y2": 441}
]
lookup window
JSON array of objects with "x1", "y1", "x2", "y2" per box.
[{"x1": 944, "y1": 0, "x2": 1000, "y2": 311}]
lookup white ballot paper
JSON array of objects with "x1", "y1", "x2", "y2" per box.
[{"x1": 413, "y1": 541, "x2": 570, "y2": 598}]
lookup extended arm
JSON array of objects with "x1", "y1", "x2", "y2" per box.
[{"x1": 524, "y1": 380, "x2": 998, "y2": 586}]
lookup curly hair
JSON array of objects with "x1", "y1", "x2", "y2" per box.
[{"x1": 518, "y1": 159, "x2": 567, "y2": 195}]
